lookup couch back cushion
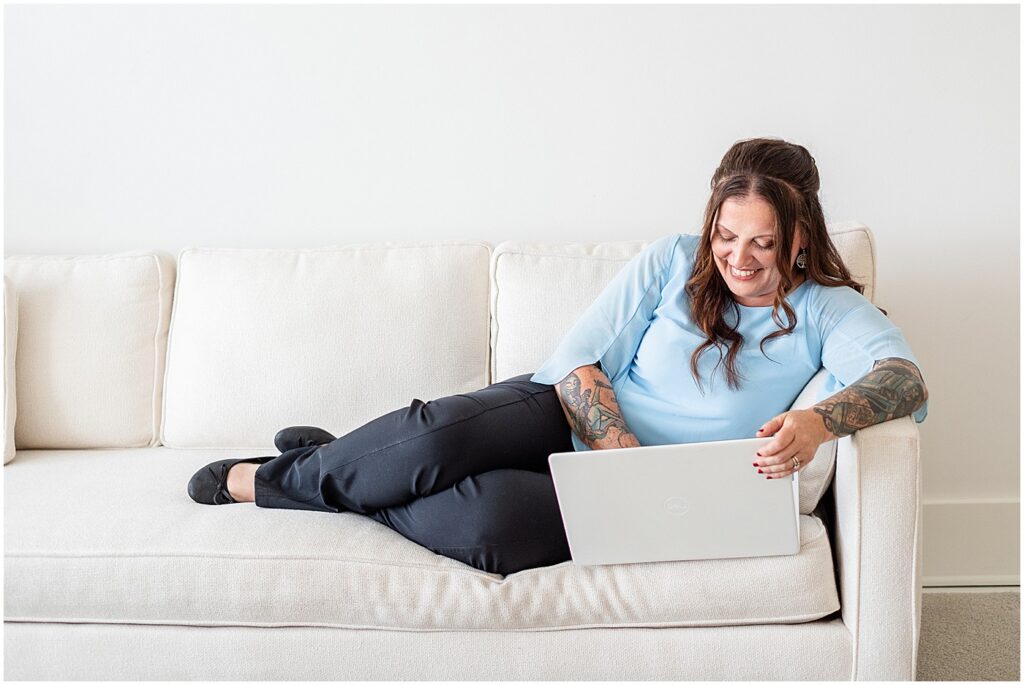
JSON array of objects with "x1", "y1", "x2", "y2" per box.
[
  {"x1": 491, "y1": 222, "x2": 876, "y2": 515},
  {"x1": 161, "y1": 243, "x2": 491, "y2": 449},
  {"x1": 489, "y1": 237, "x2": 650, "y2": 383},
  {"x1": 3, "y1": 252, "x2": 175, "y2": 448}
]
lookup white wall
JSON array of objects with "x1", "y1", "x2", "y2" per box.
[{"x1": 5, "y1": 4, "x2": 1019, "y2": 583}]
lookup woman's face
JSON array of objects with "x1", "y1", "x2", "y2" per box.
[{"x1": 710, "y1": 194, "x2": 805, "y2": 307}]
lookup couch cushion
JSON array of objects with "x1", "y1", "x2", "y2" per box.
[
  {"x1": 161, "y1": 243, "x2": 491, "y2": 448},
  {"x1": 827, "y1": 221, "x2": 876, "y2": 302},
  {"x1": 491, "y1": 222, "x2": 874, "y2": 515},
  {"x1": 3, "y1": 252, "x2": 175, "y2": 449},
  {"x1": 789, "y1": 369, "x2": 839, "y2": 513},
  {"x1": 5, "y1": 448, "x2": 840, "y2": 630},
  {"x1": 489, "y1": 236, "x2": 649, "y2": 384},
  {"x1": 4, "y1": 276, "x2": 17, "y2": 464}
]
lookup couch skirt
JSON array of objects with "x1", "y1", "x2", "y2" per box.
[{"x1": 5, "y1": 617, "x2": 853, "y2": 680}]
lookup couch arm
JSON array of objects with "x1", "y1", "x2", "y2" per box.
[
  {"x1": 832, "y1": 415, "x2": 922, "y2": 681},
  {"x1": 3, "y1": 275, "x2": 17, "y2": 465}
]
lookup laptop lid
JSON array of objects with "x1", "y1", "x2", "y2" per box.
[{"x1": 547, "y1": 437, "x2": 800, "y2": 566}]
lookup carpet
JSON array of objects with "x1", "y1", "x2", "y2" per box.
[{"x1": 917, "y1": 591, "x2": 1020, "y2": 681}]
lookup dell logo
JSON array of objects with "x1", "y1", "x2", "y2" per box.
[{"x1": 663, "y1": 496, "x2": 689, "y2": 516}]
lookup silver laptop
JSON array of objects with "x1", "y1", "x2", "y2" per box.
[{"x1": 547, "y1": 437, "x2": 800, "y2": 566}]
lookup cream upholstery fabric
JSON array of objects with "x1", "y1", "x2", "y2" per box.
[
  {"x1": 5, "y1": 448, "x2": 839, "y2": 630},
  {"x1": 490, "y1": 223, "x2": 875, "y2": 514},
  {"x1": 3, "y1": 276, "x2": 17, "y2": 464},
  {"x1": 161, "y1": 243, "x2": 491, "y2": 448},
  {"x1": 3, "y1": 252, "x2": 175, "y2": 448},
  {"x1": 489, "y1": 236, "x2": 649, "y2": 384},
  {"x1": 833, "y1": 415, "x2": 923, "y2": 680},
  {"x1": 4, "y1": 619, "x2": 854, "y2": 680},
  {"x1": 4, "y1": 229, "x2": 927, "y2": 680},
  {"x1": 788, "y1": 368, "x2": 839, "y2": 513},
  {"x1": 828, "y1": 221, "x2": 876, "y2": 302}
]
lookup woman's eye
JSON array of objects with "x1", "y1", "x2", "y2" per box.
[{"x1": 717, "y1": 232, "x2": 773, "y2": 249}]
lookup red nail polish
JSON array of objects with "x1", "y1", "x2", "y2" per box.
[
  {"x1": 766, "y1": 475, "x2": 772, "y2": 479},
  {"x1": 756, "y1": 452, "x2": 763, "y2": 457},
  {"x1": 752, "y1": 462, "x2": 758, "y2": 467},
  {"x1": 757, "y1": 469, "x2": 763, "y2": 473}
]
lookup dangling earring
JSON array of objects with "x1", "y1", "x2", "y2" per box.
[{"x1": 795, "y1": 247, "x2": 808, "y2": 269}]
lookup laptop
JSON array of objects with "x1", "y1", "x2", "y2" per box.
[{"x1": 547, "y1": 437, "x2": 800, "y2": 566}]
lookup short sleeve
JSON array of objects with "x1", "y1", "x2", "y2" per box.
[
  {"x1": 815, "y1": 286, "x2": 928, "y2": 423},
  {"x1": 530, "y1": 233, "x2": 684, "y2": 388}
]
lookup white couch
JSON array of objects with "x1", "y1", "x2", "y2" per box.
[{"x1": 3, "y1": 222, "x2": 922, "y2": 680}]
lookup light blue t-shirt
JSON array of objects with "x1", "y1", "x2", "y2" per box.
[{"x1": 530, "y1": 233, "x2": 928, "y2": 452}]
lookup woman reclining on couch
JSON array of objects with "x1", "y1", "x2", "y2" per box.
[{"x1": 187, "y1": 136, "x2": 929, "y2": 576}]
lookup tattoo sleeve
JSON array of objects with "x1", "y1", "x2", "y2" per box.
[
  {"x1": 555, "y1": 365, "x2": 641, "y2": 449},
  {"x1": 812, "y1": 357, "x2": 929, "y2": 439}
]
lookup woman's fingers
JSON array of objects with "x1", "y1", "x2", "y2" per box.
[
  {"x1": 755, "y1": 431, "x2": 795, "y2": 465},
  {"x1": 756, "y1": 414, "x2": 786, "y2": 438},
  {"x1": 761, "y1": 457, "x2": 812, "y2": 475},
  {"x1": 755, "y1": 449, "x2": 814, "y2": 476},
  {"x1": 754, "y1": 437, "x2": 801, "y2": 469},
  {"x1": 752, "y1": 410, "x2": 821, "y2": 478}
]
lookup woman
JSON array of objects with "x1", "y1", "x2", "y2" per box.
[{"x1": 187, "y1": 137, "x2": 929, "y2": 577}]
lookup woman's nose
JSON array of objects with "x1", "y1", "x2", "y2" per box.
[{"x1": 733, "y1": 243, "x2": 753, "y2": 266}]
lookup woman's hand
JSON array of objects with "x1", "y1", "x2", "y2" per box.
[{"x1": 753, "y1": 409, "x2": 834, "y2": 478}]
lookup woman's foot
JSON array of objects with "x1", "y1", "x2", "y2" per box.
[
  {"x1": 226, "y1": 462, "x2": 260, "y2": 502},
  {"x1": 187, "y1": 455, "x2": 275, "y2": 505},
  {"x1": 274, "y1": 426, "x2": 337, "y2": 453}
]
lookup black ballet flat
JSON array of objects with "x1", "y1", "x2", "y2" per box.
[
  {"x1": 187, "y1": 455, "x2": 277, "y2": 505},
  {"x1": 273, "y1": 426, "x2": 337, "y2": 453}
]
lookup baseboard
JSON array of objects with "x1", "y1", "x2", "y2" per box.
[
  {"x1": 922, "y1": 499, "x2": 1020, "y2": 586},
  {"x1": 923, "y1": 584, "x2": 1020, "y2": 592}
]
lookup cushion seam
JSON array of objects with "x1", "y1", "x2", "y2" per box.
[{"x1": 3, "y1": 609, "x2": 841, "y2": 631}]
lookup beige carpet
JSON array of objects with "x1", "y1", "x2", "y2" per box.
[{"x1": 917, "y1": 591, "x2": 1020, "y2": 681}]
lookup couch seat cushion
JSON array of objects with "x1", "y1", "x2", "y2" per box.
[{"x1": 5, "y1": 448, "x2": 839, "y2": 630}]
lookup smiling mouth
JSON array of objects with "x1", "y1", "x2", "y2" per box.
[{"x1": 728, "y1": 265, "x2": 762, "y2": 279}]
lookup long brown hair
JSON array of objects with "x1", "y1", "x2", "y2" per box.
[{"x1": 684, "y1": 137, "x2": 873, "y2": 393}]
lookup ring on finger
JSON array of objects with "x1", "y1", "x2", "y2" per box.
[{"x1": 791, "y1": 456, "x2": 801, "y2": 470}]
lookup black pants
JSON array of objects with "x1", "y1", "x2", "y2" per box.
[{"x1": 253, "y1": 373, "x2": 576, "y2": 576}]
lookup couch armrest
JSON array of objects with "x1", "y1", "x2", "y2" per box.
[
  {"x1": 3, "y1": 275, "x2": 17, "y2": 464},
  {"x1": 833, "y1": 415, "x2": 922, "y2": 681}
]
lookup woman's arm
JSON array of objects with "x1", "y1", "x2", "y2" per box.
[
  {"x1": 812, "y1": 357, "x2": 929, "y2": 439},
  {"x1": 755, "y1": 357, "x2": 928, "y2": 477},
  {"x1": 554, "y1": 364, "x2": 642, "y2": 450}
]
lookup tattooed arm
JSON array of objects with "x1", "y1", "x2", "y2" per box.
[
  {"x1": 812, "y1": 357, "x2": 929, "y2": 439},
  {"x1": 811, "y1": 358, "x2": 933, "y2": 438},
  {"x1": 555, "y1": 364, "x2": 642, "y2": 449},
  {"x1": 755, "y1": 357, "x2": 928, "y2": 477}
]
